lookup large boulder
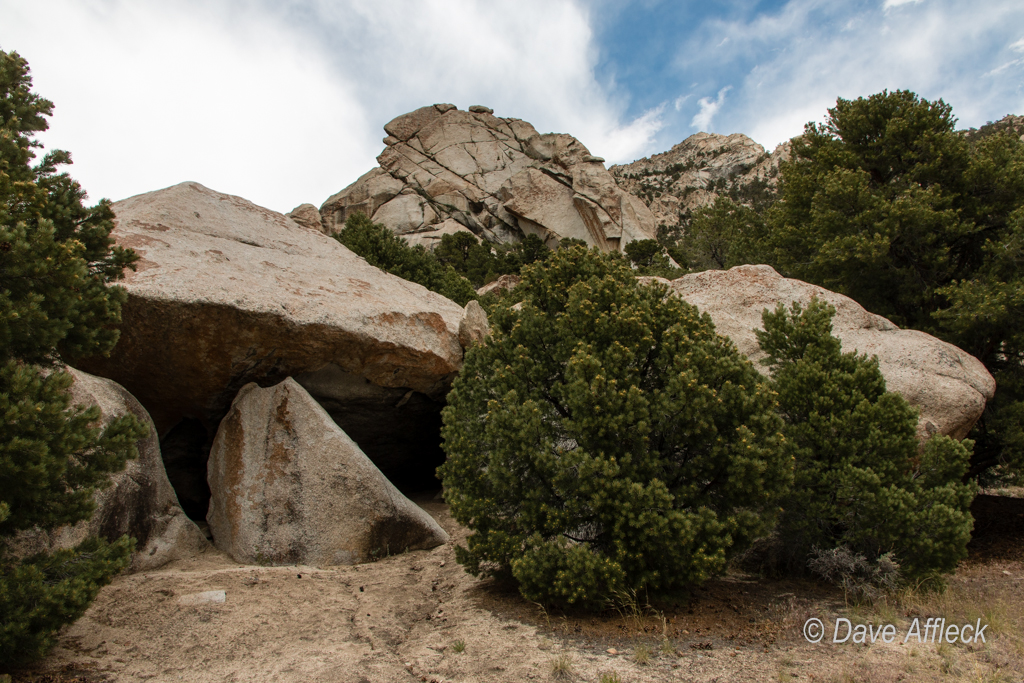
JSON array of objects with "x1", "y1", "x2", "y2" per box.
[
  {"x1": 648, "y1": 265, "x2": 996, "y2": 440},
  {"x1": 78, "y1": 181, "x2": 472, "y2": 497},
  {"x1": 206, "y1": 378, "x2": 449, "y2": 566},
  {"x1": 11, "y1": 368, "x2": 209, "y2": 571},
  {"x1": 285, "y1": 203, "x2": 327, "y2": 234},
  {"x1": 320, "y1": 103, "x2": 658, "y2": 252}
]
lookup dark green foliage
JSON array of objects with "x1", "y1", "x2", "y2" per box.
[
  {"x1": 504, "y1": 233, "x2": 550, "y2": 269},
  {"x1": 623, "y1": 239, "x2": 682, "y2": 278},
  {"x1": 0, "y1": 364, "x2": 144, "y2": 537},
  {"x1": 766, "y1": 90, "x2": 973, "y2": 325},
  {"x1": 434, "y1": 232, "x2": 553, "y2": 288},
  {"x1": 933, "y1": 175, "x2": 1024, "y2": 481},
  {"x1": 0, "y1": 536, "x2": 133, "y2": 662},
  {"x1": 757, "y1": 298, "x2": 976, "y2": 580},
  {"x1": 678, "y1": 197, "x2": 769, "y2": 271},
  {"x1": 0, "y1": 62, "x2": 137, "y2": 366},
  {"x1": 336, "y1": 213, "x2": 561, "y2": 305},
  {"x1": 434, "y1": 231, "x2": 497, "y2": 287},
  {"x1": 334, "y1": 212, "x2": 477, "y2": 306},
  {"x1": 724, "y1": 173, "x2": 775, "y2": 212},
  {"x1": 623, "y1": 238, "x2": 662, "y2": 267},
  {"x1": 764, "y1": 90, "x2": 1024, "y2": 480},
  {"x1": 439, "y1": 245, "x2": 791, "y2": 607},
  {"x1": 0, "y1": 49, "x2": 147, "y2": 664}
]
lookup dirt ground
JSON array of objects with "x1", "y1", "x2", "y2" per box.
[{"x1": 8, "y1": 493, "x2": 1024, "y2": 683}]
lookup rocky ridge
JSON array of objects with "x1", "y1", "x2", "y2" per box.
[
  {"x1": 613, "y1": 114, "x2": 1024, "y2": 241},
  {"x1": 610, "y1": 132, "x2": 789, "y2": 235},
  {"x1": 963, "y1": 114, "x2": 1024, "y2": 142},
  {"x1": 319, "y1": 103, "x2": 659, "y2": 252}
]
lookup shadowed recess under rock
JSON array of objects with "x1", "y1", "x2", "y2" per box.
[
  {"x1": 159, "y1": 367, "x2": 446, "y2": 522},
  {"x1": 160, "y1": 418, "x2": 213, "y2": 521},
  {"x1": 293, "y1": 364, "x2": 446, "y2": 493}
]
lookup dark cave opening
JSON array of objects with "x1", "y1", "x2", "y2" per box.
[
  {"x1": 159, "y1": 375, "x2": 447, "y2": 523},
  {"x1": 160, "y1": 417, "x2": 213, "y2": 522},
  {"x1": 316, "y1": 391, "x2": 447, "y2": 495}
]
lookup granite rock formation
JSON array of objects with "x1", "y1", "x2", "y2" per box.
[
  {"x1": 206, "y1": 378, "x2": 449, "y2": 566},
  {"x1": 11, "y1": 368, "x2": 208, "y2": 571},
  {"x1": 644, "y1": 265, "x2": 996, "y2": 441},
  {"x1": 79, "y1": 181, "x2": 474, "y2": 502},
  {"x1": 320, "y1": 104, "x2": 659, "y2": 252},
  {"x1": 612, "y1": 132, "x2": 789, "y2": 234}
]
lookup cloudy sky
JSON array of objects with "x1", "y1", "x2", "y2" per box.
[{"x1": 2, "y1": 0, "x2": 1022, "y2": 213}]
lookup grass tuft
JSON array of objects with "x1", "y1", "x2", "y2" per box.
[{"x1": 550, "y1": 653, "x2": 574, "y2": 680}]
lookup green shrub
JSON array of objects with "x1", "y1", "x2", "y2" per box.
[
  {"x1": 438, "y1": 245, "x2": 791, "y2": 607},
  {"x1": 0, "y1": 49, "x2": 147, "y2": 664},
  {"x1": 679, "y1": 197, "x2": 769, "y2": 272},
  {"x1": 0, "y1": 537, "x2": 134, "y2": 661},
  {"x1": 336, "y1": 214, "x2": 556, "y2": 304},
  {"x1": 334, "y1": 212, "x2": 477, "y2": 305},
  {"x1": 433, "y1": 231, "x2": 498, "y2": 287},
  {"x1": 757, "y1": 298, "x2": 976, "y2": 581},
  {"x1": 623, "y1": 238, "x2": 683, "y2": 278},
  {"x1": 765, "y1": 90, "x2": 1024, "y2": 480}
]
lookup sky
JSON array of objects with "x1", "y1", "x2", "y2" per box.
[{"x1": 2, "y1": 0, "x2": 1022, "y2": 214}]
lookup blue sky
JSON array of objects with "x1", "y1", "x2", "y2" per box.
[{"x1": 2, "y1": 0, "x2": 1022, "y2": 213}]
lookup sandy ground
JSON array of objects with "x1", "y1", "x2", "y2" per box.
[{"x1": 9, "y1": 494, "x2": 1024, "y2": 683}]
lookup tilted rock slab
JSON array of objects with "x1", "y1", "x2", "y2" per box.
[
  {"x1": 646, "y1": 265, "x2": 995, "y2": 440},
  {"x1": 79, "y1": 181, "x2": 469, "y2": 440},
  {"x1": 457, "y1": 300, "x2": 489, "y2": 349},
  {"x1": 11, "y1": 368, "x2": 209, "y2": 571},
  {"x1": 476, "y1": 273, "x2": 521, "y2": 296},
  {"x1": 207, "y1": 378, "x2": 449, "y2": 566},
  {"x1": 320, "y1": 103, "x2": 658, "y2": 252}
]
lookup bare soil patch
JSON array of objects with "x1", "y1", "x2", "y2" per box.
[{"x1": 9, "y1": 494, "x2": 1023, "y2": 683}]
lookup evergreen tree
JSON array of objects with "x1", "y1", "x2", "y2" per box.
[
  {"x1": 757, "y1": 298, "x2": 976, "y2": 581},
  {"x1": 496, "y1": 232, "x2": 550, "y2": 273},
  {"x1": 679, "y1": 197, "x2": 769, "y2": 272},
  {"x1": 766, "y1": 90, "x2": 975, "y2": 326},
  {"x1": 0, "y1": 49, "x2": 147, "y2": 663},
  {"x1": 623, "y1": 238, "x2": 682, "y2": 278},
  {"x1": 439, "y1": 245, "x2": 791, "y2": 607},
  {"x1": 433, "y1": 231, "x2": 497, "y2": 287},
  {"x1": 760, "y1": 90, "x2": 1024, "y2": 480},
  {"x1": 334, "y1": 212, "x2": 478, "y2": 306}
]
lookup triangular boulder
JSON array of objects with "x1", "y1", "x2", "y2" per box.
[{"x1": 207, "y1": 378, "x2": 449, "y2": 566}]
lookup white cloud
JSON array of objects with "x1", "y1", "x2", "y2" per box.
[
  {"x1": 883, "y1": 0, "x2": 925, "y2": 10},
  {"x1": 1, "y1": 0, "x2": 376, "y2": 212},
  {"x1": 0, "y1": 0, "x2": 656, "y2": 212},
  {"x1": 986, "y1": 59, "x2": 1024, "y2": 76},
  {"x1": 673, "y1": 94, "x2": 692, "y2": 111},
  {"x1": 1011, "y1": 37, "x2": 1024, "y2": 52},
  {"x1": 691, "y1": 86, "x2": 731, "y2": 131},
  {"x1": 598, "y1": 105, "x2": 665, "y2": 161},
  {"x1": 673, "y1": 0, "x2": 1024, "y2": 149}
]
